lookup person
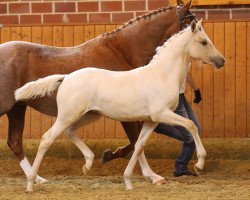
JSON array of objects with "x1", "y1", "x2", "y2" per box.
[{"x1": 154, "y1": 70, "x2": 202, "y2": 177}]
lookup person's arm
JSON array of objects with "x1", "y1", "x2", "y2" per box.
[
  {"x1": 186, "y1": 71, "x2": 202, "y2": 104},
  {"x1": 186, "y1": 71, "x2": 199, "y2": 91}
]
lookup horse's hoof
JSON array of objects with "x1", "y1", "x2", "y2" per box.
[
  {"x1": 82, "y1": 166, "x2": 89, "y2": 176},
  {"x1": 35, "y1": 176, "x2": 48, "y2": 184},
  {"x1": 153, "y1": 179, "x2": 167, "y2": 186},
  {"x1": 101, "y1": 149, "x2": 112, "y2": 164}
]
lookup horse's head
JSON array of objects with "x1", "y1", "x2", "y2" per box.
[
  {"x1": 177, "y1": 0, "x2": 196, "y2": 28},
  {"x1": 159, "y1": 0, "x2": 196, "y2": 48},
  {"x1": 187, "y1": 20, "x2": 225, "y2": 69}
]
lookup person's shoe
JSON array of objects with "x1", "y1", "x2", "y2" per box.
[{"x1": 173, "y1": 169, "x2": 197, "y2": 177}]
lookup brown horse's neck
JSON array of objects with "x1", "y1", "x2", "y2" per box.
[{"x1": 100, "y1": 7, "x2": 182, "y2": 68}]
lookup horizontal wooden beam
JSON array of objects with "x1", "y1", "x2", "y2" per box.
[{"x1": 169, "y1": 0, "x2": 250, "y2": 5}]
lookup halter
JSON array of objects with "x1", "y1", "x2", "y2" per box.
[{"x1": 177, "y1": 4, "x2": 197, "y2": 29}]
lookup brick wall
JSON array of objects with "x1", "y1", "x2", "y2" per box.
[{"x1": 0, "y1": 0, "x2": 249, "y2": 25}]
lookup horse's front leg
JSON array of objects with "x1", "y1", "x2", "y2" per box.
[
  {"x1": 6, "y1": 103, "x2": 47, "y2": 184},
  {"x1": 156, "y1": 110, "x2": 206, "y2": 172},
  {"x1": 124, "y1": 122, "x2": 158, "y2": 190},
  {"x1": 101, "y1": 121, "x2": 140, "y2": 163}
]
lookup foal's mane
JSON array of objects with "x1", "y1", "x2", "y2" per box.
[
  {"x1": 149, "y1": 26, "x2": 190, "y2": 65},
  {"x1": 101, "y1": 5, "x2": 175, "y2": 37}
]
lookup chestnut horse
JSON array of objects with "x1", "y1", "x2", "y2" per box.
[{"x1": 0, "y1": 0, "x2": 194, "y2": 183}]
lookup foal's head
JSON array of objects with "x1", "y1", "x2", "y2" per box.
[{"x1": 187, "y1": 20, "x2": 225, "y2": 68}]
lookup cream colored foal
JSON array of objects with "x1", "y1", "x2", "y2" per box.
[{"x1": 15, "y1": 20, "x2": 225, "y2": 191}]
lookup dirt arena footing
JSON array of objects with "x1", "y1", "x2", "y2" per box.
[{"x1": 0, "y1": 138, "x2": 249, "y2": 200}]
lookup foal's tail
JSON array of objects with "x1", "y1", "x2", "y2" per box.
[{"x1": 15, "y1": 74, "x2": 66, "y2": 101}]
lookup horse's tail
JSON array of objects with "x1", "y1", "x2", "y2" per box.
[{"x1": 15, "y1": 74, "x2": 66, "y2": 101}]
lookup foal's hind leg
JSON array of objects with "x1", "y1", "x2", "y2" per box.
[
  {"x1": 6, "y1": 102, "x2": 47, "y2": 184},
  {"x1": 65, "y1": 113, "x2": 100, "y2": 175},
  {"x1": 65, "y1": 129, "x2": 94, "y2": 175},
  {"x1": 26, "y1": 120, "x2": 69, "y2": 192}
]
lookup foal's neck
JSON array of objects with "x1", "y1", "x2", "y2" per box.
[{"x1": 149, "y1": 29, "x2": 192, "y2": 87}]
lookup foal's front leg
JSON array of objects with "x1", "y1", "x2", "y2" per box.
[
  {"x1": 138, "y1": 151, "x2": 166, "y2": 185},
  {"x1": 156, "y1": 110, "x2": 206, "y2": 172},
  {"x1": 102, "y1": 121, "x2": 166, "y2": 185},
  {"x1": 124, "y1": 122, "x2": 158, "y2": 190}
]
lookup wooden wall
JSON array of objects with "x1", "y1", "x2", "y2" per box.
[{"x1": 0, "y1": 20, "x2": 249, "y2": 139}]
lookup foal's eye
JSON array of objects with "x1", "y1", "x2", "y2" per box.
[{"x1": 200, "y1": 40, "x2": 207, "y2": 46}]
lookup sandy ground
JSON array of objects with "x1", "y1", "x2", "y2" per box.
[{"x1": 0, "y1": 139, "x2": 249, "y2": 200}]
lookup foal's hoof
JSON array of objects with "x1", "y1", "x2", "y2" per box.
[
  {"x1": 26, "y1": 187, "x2": 34, "y2": 193},
  {"x1": 126, "y1": 186, "x2": 133, "y2": 191},
  {"x1": 101, "y1": 149, "x2": 112, "y2": 163},
  {"x1": 26, "y1": 189, "x2": 33, "y2": 193},
  {"x1": 153, "y1": 179, "x2": 167, "y2": 186},
  {"x1": 35, "y1": 176, "x2": 48, "y2": 184},
  {"x1": 82, "y1": 166, "x2": 89, "y2": 176},
  {"x1": 194, "y1": 165, "x2": 203, "y2": 176}
]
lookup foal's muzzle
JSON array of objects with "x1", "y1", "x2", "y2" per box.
[{"x1": 211, "y1": 57, "x2": 225, "y2": 69}]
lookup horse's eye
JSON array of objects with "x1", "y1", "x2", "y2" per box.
[{"x1": 200, "y1": 40, "x2": 207, "y2": 46}]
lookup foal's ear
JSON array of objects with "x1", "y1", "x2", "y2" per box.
[
  {"x1": 191, "y1": 20, "x2": 196, "y2": 32},
  {"x1": 197, "y1": 18, "x2": 203, "y2": 26}
]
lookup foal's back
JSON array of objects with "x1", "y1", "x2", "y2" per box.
[{"x1": 57, "y1": 66, "x2": 166, "y2": 122}]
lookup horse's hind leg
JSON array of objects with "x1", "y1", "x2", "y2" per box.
[
  {"x1": 6, "y1": 102, "x2": 47, "y2": 183},
  {"x1": 6, "y1": 103, "x2": 26, "y2": 161},
  {"x1": 101, "y1": 121, "x2": 140, "y2": 163}
]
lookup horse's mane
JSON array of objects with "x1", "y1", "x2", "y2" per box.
[
  {"x1": 149, "y1": 26, "x2": 190, "y2": 65},
  {"x1": 101, "y1": 5, "x2": 175, "y2": 37}
]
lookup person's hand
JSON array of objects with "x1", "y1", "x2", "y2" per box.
[{"x1": 193, "y1": 89, "x2": 202, "y2": 104}]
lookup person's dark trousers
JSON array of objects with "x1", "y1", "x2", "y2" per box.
[{"x1": 154, "y1": 94, "x2": 201, "y2": 175}]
